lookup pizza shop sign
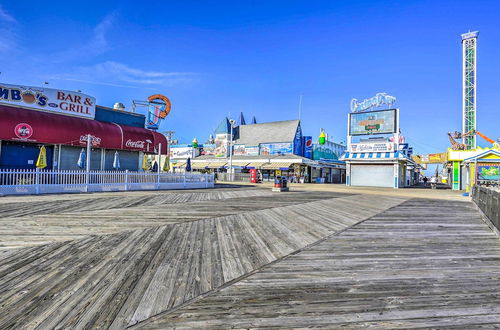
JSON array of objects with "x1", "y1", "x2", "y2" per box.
[{"x1": 0, "y1": 83, "x2": 96, "y2": 119}]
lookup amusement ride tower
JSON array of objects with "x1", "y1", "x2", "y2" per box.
[{"x1": 461, "y1": 31, "x2": 479, "y2": 150}]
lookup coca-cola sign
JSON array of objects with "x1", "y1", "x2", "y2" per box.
[
  {"x1": 14, "y1": 123, "x2": 33, "y2": 139},
  {"x1": 79, "y1": 135, "x2": 101, "y2": 146},
  {"x1": 125, "y1": 139, "x2": 145, "y2": 149}
]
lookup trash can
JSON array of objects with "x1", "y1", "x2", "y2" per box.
[
  {"x1": 272, "y1": 176, "x2": 289, "y2": 192},
  {"x1": 274, "y1": 176, "x2": 282, "y2": 188}
]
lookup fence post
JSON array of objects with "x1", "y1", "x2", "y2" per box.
[
  {"x1": 205, "y1": 173, "x2": 208, "y2": 188},
  {"x1": 183, "y1": 173, "x2": 186, "y2": 188},
  {"x1": 35, "y1": 168, "x2": 40, "y2": 194},
  {"x1": 125, "y1": 170, "x2": 129, "y2": 191},
  {"x1": 157, "y1": 169, "x2": 161, "y2": 190}
]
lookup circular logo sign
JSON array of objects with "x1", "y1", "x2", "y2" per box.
[
  {"x1": 305, "y1": 139, "x2": 313, "y2": 147},
  {"x1": 14, "y1": 123, "x2": 33, "y2": 139}
]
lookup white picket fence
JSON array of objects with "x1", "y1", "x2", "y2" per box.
[{"x1": 0, "y1": 169, "x2": 214, "y2": 196}]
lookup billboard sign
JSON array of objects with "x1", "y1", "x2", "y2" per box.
[
  {"x1": 477, "y1": 165, "x2": 499, "y2": 181},
  {"x1": 348, "y1": 109, "x2": 397, "y2": 136},
  {"x1": 350, "y1": 142, "x2": 395, "y2": 153},
  {"x1": 0, "y1": 83, "x2": 96, "y2": 119},
  {"x1": 260, "y1": 143, "x2": 293, "y2": 155}
]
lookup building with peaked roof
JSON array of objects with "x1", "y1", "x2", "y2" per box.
[
  {"x1": 234, "y1": 120, "x2": 300, "y2": 146},
  {"x1": 173, "y1": 116, "x2": 346, "y2": 184}
]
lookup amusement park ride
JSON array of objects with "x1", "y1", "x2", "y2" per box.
[{"x1": 448, "y1": 130, "x2": 499, "y2": 151}]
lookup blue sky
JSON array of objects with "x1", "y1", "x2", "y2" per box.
[{"x1": 1, "y1": 1, "x2": 499, "y2": 156}]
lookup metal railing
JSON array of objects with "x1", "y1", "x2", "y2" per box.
[{"x1": 0, "y1": 169, "x2": 214, "y2": 195}]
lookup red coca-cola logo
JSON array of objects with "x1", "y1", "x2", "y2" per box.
[
  {"x1": 14, "y1": 123, "x2": 33, "y2": 139},
  {"x1": 125, "y1": 139, "x2": 145, "y2": 149}
]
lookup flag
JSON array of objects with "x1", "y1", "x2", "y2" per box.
[
  {"x1": 113, "y1": 151, "x2": 120, "y2": 169},
  {"x1": 142, "y1": 154, "x2": 149, "y2": 171},
  {"x1": 77, "y1": 148, "x2": 86, "y2": 169},
  {"x1": 36, "y1": 146, "x2": 47, "y2": 169},
  {"x1": 163, "y1": 156, "x2": 170, "y2": 172}
]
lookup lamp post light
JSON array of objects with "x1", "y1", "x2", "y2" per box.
[{"x1": 228, "y1": 119, "x2": 236, "y2": 181}]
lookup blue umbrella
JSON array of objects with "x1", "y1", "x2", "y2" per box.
[
  {"x1": 113, "y1": 151, "x2": 121, "y2": 170},
  {"x1": 185, "y1": 157, "x2": 192, "y2": 172},
  {"x1": 77, "y1": 148, "x2": 86, "y2": 169}
]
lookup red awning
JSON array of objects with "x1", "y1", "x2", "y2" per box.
[{"x1": 0, "y1": 104, "x2": 167, "y2": 154}]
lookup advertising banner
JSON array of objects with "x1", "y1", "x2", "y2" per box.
[
  {"x1": 293, "y1": 123, "x2": 303, "y2": 156},
  {"x1": 260, "y1": 143, "x2": 293, "y2": 155},
  {"x1": 0, "y1": 83, "x2": 96, "y2": 119},
  {"x1": 348, "y1": 109, "x2": 397, "y2": 136},
  {"x1": 200, "y1": 144, "x2": 216, "y2": 155},
  {"x1": 170, "y1": 146, "x2": 195, "y2": 159},
  {"x1": 477, "y1": 166, "x2": 500, "y2": 180},
  {"x1": 233, "y1": 144, "x2": 246, "y2": 155},
  {"x1": 350, "y1": 142, "x2": 395, "y2": 153},
  {"x1": 412, "y1": 152, "x2": 447, "y2": 164},
  {"x1": 303, "y1": 136, "x2": 313, "y2": 159},
  {"x1": 214, "y1": 134, "x2": 228, "y2": 157}
]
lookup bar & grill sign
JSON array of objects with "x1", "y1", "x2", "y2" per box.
[{"x1": 0, "y1": 83, "x2": 96, "y2": 119}]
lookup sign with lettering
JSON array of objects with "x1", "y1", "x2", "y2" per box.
[
  {"x1": 349, "y1": 109, "x2": 397, "y2": 136},
  {"x1": 350, "y1": 142, "x2": 395, "y2": 153},
  {"x1": 351, "y1": 93, "x2": 396, "y2": 113},
  {"x1": 0, "y1": 83, "x2": 96, "y2": 119}
]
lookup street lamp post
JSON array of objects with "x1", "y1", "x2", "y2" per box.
[{"x1": 228, "y1": 119, "x2": 236, "y2": 182}]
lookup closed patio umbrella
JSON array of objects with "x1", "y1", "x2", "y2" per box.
[
  {"x1": 36, "y1": 146, "x2": 47, "y2": 169},
  {"x1": 77, "y1": 148, "x2": 86, "y2": 169},
  {"x1": 163, "y1": 156, "x2": 170, "y2": 172},
  {"x1": 142, "y1": 154, "x2": 149, "y2": 171},
  {"x1": 113, "y1": 151, "x2": 120, "y2": 170},
  {"x1": 186, "y1": 157, "x2": 192, "y2": 172}
]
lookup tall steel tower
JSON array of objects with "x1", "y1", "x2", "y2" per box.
[{"x1": 461, "y1": 31, "x2": 479, "y2": 149}]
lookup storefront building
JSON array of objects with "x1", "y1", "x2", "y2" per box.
[
  {"x1": 447, "y1": 147, "x2": 500, "y2": 191},
  {"x1": 0, "y1": 84, "x2": 167, "y2": 171},
  {"x1": 342, "y1": 94, "x2": 419, "y2": 188},
  {"x1": 178, "y1": 116, "x2": 346, "y2": 182}
]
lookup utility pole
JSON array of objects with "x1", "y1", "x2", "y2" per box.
[
  {"x1": 298, "y1": 94, "x2": 303, "y2": 121},
  {"x1": 228, "y1": 119, "x2": 236, "y2": 181}
]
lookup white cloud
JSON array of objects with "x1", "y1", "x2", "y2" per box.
[
  {"x1": 0, "y1": 5, "x2": 16, "y2": 53},
  {"x1": 0, "y1": 5, "x2": 15, "y2": 23},
  {"x1": 48, "y1": 61, "x2": 197, "y2": 88},
  {"x1": 51, "y1": 12, "x2": 116, "y2": 62}
]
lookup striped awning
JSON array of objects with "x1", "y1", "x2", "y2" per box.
[
  {"x1": 192, "y1": 162, "x2": 210, "y2": 169},
  {"x1": 342, "y1": 151, "x2": 400, "y2": 160},
  {"x1": 206, "y1": 162, "x2": 227, "y2": 169},
  {"x1": 261, "y1": 162, "x2": 294, "y2": 170},
  {"x1": 173, "y1": 162, "x2": 186, "y2": 168},
  {"x1": 245, "y1": 162, "x2": 266, "y2": 169}
]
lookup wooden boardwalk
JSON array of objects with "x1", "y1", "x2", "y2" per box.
[
  {"x1": 137, "y1": 198, "x2": 500, "y2": 329},
  {"x1": 0, "y1": 187, "x2": 499, "y2": 329}
]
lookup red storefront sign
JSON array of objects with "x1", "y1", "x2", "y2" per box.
[{"x1": 0, "y1": 104, "x2": 167, "y2": 154}]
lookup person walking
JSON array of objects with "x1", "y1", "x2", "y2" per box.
[
  {"x1": 430, "y1": 176, "x2": 437, "y2": 189},
  {"x1": 423, "y1": 176, "x2": 428, "y2": 187}
]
